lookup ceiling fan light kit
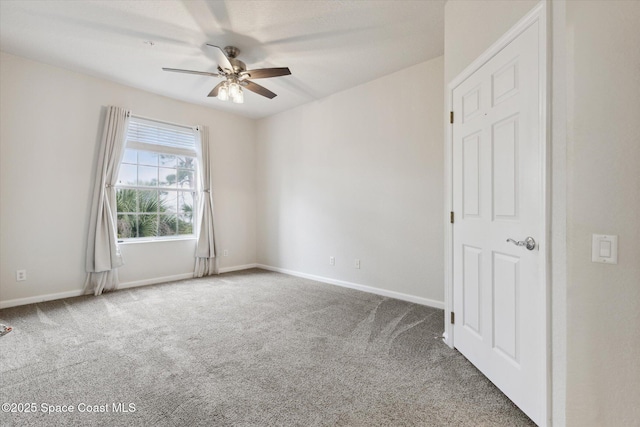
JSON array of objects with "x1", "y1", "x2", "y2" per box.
[
  {"x1": 163, "y1": 45, "x2": 291, "y2": 104},
  {"x1": 217, "y1": 84, "x2": 229, "y2": 101},
  {"x1": 217, "y1": 80, "x2": 243, "y2": 103}
]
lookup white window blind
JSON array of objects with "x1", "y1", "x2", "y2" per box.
[
  {"x1": 115, "y1": 115, "x2": 199, "y2": 240},
  {"x1": 126, "y1": 117, "x2": 196, "y2": 156}
]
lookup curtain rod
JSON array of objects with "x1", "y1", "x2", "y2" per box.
[{"x1": 129, "y1": 113, "x2": 195, "y2": 131}]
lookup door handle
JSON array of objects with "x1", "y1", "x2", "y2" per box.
[{"x1": 506, "y1": 236, "x2": 536, "y2": 250}]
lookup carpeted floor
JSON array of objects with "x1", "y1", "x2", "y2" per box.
[{"x1": 0, "y1": 269, "x2": 534, "y2": 426}]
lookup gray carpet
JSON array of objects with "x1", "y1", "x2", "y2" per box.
[{"x1": 0, "y1": 269, "x2": 534, "y2": 426}]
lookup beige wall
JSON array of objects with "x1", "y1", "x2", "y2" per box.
[
  {"x1": 566, "y1": 1, "x2": 640, "y2": 425},
  {"x1": 0, "y1": 52, "x2": 257, "y2": 305},
  {"x1": 444, "y1": 0, "x2": 539, "y2": 84},
  {"x1": 256, "y1": 57, "x2": 445, "y2": 304}
]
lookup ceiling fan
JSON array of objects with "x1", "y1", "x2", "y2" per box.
[{"x1": 163, "y1": 44, "x2": 291, "y2": 104}]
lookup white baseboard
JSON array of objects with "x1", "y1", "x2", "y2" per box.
[
  {"x1": 0, "y1": 272, "x2": 196, "y2": 309},
  {"x1": 255, "y1": 264, "x2": 444, "y2": 310},
  {"x1": 1, "y1": 264, "x2": 442, "y2": 311},
  {"x1": 118, "y1": 272, "x2": 194, "y2": 289},
  {"x1": 218, "y1": 263, "x2": 258, "y2": 273},
  {"x1": 0, "y1": 266, "x2": 261, "y2": 309},
  {"x1": 119, "y1": 264, "x2": 260, "y2": 288},
  {"x1": 0, "y1": 289, "x2": 86, "y2": 309},
  {"x1": 442, "y1": 331, "x2": 452, "y2": 348}
]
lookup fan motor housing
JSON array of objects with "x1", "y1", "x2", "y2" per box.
[
  {"x1": 228, "y1": 58, "x2": 246, "y2": 73},
  {"x1": 223, "y1": 46, "x2": 245, "y2": 73}
]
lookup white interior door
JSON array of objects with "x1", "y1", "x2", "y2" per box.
[{"x1": 451, "y1": 18, "x2": 546, "y2": 426}]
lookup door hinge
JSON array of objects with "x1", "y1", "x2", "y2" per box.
[
  {"x1": 450, "y1": 211, "x2": 454, "y2": 224},
  {"x1": 450, "y1": 312, "x2": 455, "y2": 324},
  {"x1": 450, "y1": 111, "x2": 454, "y2": 124}
]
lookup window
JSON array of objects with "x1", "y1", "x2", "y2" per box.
[{"x1": 116, "y1": 117, "x2": 198, "y2": 240}]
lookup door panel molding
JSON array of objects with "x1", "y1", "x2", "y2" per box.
[{"x1": 444, "y1": 2, "x2": 549, "y2": 425}]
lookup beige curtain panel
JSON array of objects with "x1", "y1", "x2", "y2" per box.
[
  {"x1": 85, "y1": 106, "x2": 130, "y2": 295},
  {"x1": 194, "y1": 125, "x2": 217, "y2": 277}
]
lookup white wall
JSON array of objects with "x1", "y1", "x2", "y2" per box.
[
  {"x1": 255, "y1": 57, "x2": 445, "y2": 305},
  {"x1": 565, "y1": 1, "x2": 640, "y2": 425},
  {"x1": 0, "y1": 52, "x2": 256, "y2": 305}
]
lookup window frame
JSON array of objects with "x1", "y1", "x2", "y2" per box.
[{"x1": 115, "y1": 117, "x2": 199, "y2": 243}]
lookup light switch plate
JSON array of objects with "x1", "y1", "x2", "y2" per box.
[{"x1": 592, "y1": 234, "x2": 618, "y2": 264}]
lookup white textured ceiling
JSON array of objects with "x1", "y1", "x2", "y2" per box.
[{"x1": 0, "y1": 0, "x2": 445, "y2": 119}]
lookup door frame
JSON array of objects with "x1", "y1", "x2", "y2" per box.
[{"x1": 443, "y1": 2, "x2": 550, "y2": 424}]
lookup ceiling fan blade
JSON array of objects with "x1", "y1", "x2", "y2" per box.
[
  {"x1": 242, "y1": 81, "x2": 277, "y2": 99},
  {"x1": 207, "y1": 82, "x2": 226, "y2": 97},
  {"x1": 162, "y1": 68, "x2": 220, "y2": 77},
  {"x1": 241, "y1": 67, "x2": 291, "y2": 79},
  {"x1": 206, "y1": 44, "x2": 234, "y2": 73}
]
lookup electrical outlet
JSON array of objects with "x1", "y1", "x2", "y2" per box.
[
  {"x1": 16, "y1": 270, "x2": 27, "y2": 281},
  {"x1": 223, "y1": 249, "x2": 229, "y2": 257},
  {"x1": 329, "y1": 256, "x2": 335, "y2": 266},
  {"x1": 355, "y1": 259, "x2": 361, "y2": 269}
]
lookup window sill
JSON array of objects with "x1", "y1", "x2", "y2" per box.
[{"x1": 118, "y1": 237, "x2": 197, "y2": 245}]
